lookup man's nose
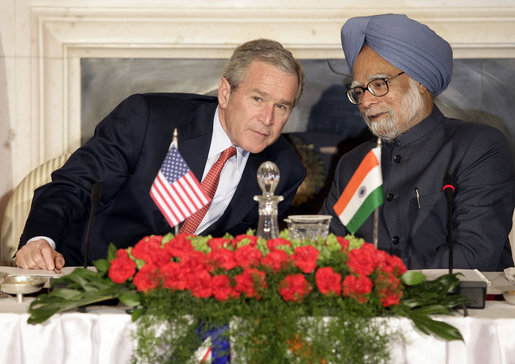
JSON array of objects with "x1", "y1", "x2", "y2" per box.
[
  {"x1": 359, "y1": 89, "x2": 380, "y2": 109},
  {"x1": 260, "y1": 104, "x2": 274, "y2": 125}
]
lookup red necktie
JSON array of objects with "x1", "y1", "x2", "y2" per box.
[{"x1": 179, "y1": 146, "x2": 237, "y2": 234}]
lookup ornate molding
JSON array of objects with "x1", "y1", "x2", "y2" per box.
[{"x1": 4, "y1": 0, "x2": 515, "y2": 184}]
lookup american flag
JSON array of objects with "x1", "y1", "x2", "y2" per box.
[{"x1": 150, "y1": 145, "x2": 210, "y2": 227}]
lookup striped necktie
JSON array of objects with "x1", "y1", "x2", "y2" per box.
[{"x1": 179, "y1": 146, "x2": 237, "y2": 234}]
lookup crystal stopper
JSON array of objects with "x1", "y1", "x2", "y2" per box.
[{"x1": 257, "y1": 161, "x2": 280, "y2": 196}]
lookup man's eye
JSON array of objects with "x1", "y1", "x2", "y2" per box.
[
  {"x1": 354, "y1": 88, "x2": 364, "y2": 96},
  {"x1": 371, "y1": 80, "x2": 386, "y2": 89},
  {"x1": 253, "y1": 96, "x2": 262, "y2": 102}
]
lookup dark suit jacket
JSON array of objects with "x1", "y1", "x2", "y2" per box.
[
  {"x1": 320, "y1": 106, "x2": 514, "y2": 270},
  {"x1": 20, "y1": 93, "x2": 306, "y2": 265}
]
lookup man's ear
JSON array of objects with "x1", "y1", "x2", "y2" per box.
[
  {"x1": 417, "y1": 82, "x2": 429, "y2": 95},
  {"x1": 218, "y1": 77, "x2": 231, "y2": 108},
  {"x1": 417, "y1": 82, "x2": 434, "y2": 106}
]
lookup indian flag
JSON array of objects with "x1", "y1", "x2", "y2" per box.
[{"x1": 333, "y1": 146, "x2": 384, "y2": 234}]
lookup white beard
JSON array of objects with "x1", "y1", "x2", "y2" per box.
[{"x1": 363, "y1": 78, "x2": 426, "y2": 142}]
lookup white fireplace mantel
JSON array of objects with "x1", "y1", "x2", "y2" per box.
[{"x1": 1, "y1": 0, "x2": 515, "y2": 192}]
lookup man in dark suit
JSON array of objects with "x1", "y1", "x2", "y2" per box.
[
  {"x1": 16, "y1": 39, "x2": 306, "y2": 270},
  {"x1": 320, "y1": 14, "x2": 514, "y2": 270}
]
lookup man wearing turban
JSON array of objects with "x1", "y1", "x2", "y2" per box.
[{"x1": 320, "y1": 14, "x2": 514, "y2": 270}]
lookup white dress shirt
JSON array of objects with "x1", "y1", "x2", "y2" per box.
[{"x1": 195, "y1": 107, "x2": 249, "y2": 234}]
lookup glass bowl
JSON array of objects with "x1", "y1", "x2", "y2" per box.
[{"x1": 284, "y1": 215, "x2": 332, "y2": 241}]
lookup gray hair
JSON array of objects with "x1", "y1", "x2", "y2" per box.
[{"x1": 223, "y1": 39, "x2": 304, "y2": 107}]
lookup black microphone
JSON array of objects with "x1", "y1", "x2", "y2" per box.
[
  {"x1": 443, "y1": 174, "x2": 455, "y2": 201},
  {"x1": 442, "y1": 174, "x2": 455, "y2": 274},
  {"x1": 83, "y1": 182, "x2": 102, "y2": 268},
  {"x1": 442, "y1": 174, "x2": 487, "y2": 309}
]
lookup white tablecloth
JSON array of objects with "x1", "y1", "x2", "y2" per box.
[
  {"x1": 0, "y1": 301, "x2": 134, "y2": 364},
  {"x1": 1, "y1": 272, "x2": 514, "y2": 364}
]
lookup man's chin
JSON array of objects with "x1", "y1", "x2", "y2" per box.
[
  {"x1": 240, "y1": 135, "x2": 275, "y2": 154},
  {"x1": 240, "y1": 142, "x2": 268, "y2": 154},
  {"x1": 368, "y1": 125, "x2": 401, "y2": 141}
]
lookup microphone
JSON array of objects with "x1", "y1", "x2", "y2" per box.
[
  {"x1": 443, "y1": 174, "x2": 455, "y2": 201},
  {"x1": 443, "y1": 174, "x2": 487, "y2": 309},
  {"x1": 83, "y1": 182, "x2": 102, "y2": 268},
  {"x1": 442, "y1": 174, "x2": 455, "y2": 274}
]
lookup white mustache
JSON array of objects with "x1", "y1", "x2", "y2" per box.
[{"x1": 364, "y1": 109, "x2": 392, "y2": 119}]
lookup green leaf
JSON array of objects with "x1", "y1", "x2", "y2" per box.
[
  {"x1": 107, "y1": 243, "x2": 118, "y2": 261},
  {"x1": 119, "y1": 291, "x2": 141, "y2": 307},
  {"x1": 189, "y1": 235, "x2": 211, "y2": 253},
  {"x1": 401, "y1": 271, "x2": 426, "y2": 286},
  {"x1": 162, "y1": 232, "x2": 174, "y2": 244},
  {"x1": 316, "y1": 245, "x2": 332, "y2": 265},
  {"x1": 324, "y1": 234, "x2": 343, "y2": 253},
  {"x1": 131, "y1": 306, "x2": 146, "y2": 322},
  {"x1": 51, "y1": 288, "x2": 83, "y2": 300},
  {"x1": 409, "y1": 312, "x2": 464, "y2": 341},
  {"x1": 345, "y1": 234, "x2": 365, "y2": 250},
  {"x1": 94, "y1": 258, "x2": 110, "y2": 274},
  {"x1": 279, "y1": 229, "x2": 291, "y2": 240}
]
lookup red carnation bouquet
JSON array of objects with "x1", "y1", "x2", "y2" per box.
[
  {"x1": 107, "y1": 233, "x2": 407, "y2": 308},
  {"x1": 28, "y1": 231, "x2": 468, "y2": 363}
]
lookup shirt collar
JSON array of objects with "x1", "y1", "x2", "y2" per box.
[
  {"x1": 385, "y1": 105, "x2": 444, "y2": 147},
  {"x1": 211, "y1": 106, "x2": 248, "y2": 160}
]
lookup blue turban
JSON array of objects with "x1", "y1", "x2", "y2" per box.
[{"x1": 341, "y1": 14, "x2": 453, "y2": 95}]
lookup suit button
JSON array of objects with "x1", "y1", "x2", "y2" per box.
[
  {"x1": 391, "y1": 236, "x2": 400, "y2": 245},
  {"x1": 386, "y1": 193, "x2": 394, "y2": 201},
  {"x1": 393, "y1": 154, "x2": 403, "y2": 163}
]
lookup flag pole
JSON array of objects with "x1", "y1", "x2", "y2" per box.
[
  {"x1": 373, "y1": 137, "x2": 382, "y2": 249},
  {"x1": 173, "y1": 128, "x2": 179, "y2": 236}
]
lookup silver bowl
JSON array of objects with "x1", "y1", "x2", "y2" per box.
[{"x1": 0, "y1": 275, "x2": 47, "y2": 303}]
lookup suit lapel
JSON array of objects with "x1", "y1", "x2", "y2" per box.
[{"x1": 176, "y1": 102, "x2": 217, "y2": 181}]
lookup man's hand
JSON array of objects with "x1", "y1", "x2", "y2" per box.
[{"x1": 15, "y1": 239, "x2": 65, "y2": 271}]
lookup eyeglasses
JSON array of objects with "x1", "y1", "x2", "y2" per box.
[{"x1": 346, "y1": 72, "x2": 405, "y2": 105}]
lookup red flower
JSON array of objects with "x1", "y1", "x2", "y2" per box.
[
  {"x1": 108, "y1": 249, "x2": 136, "y2": 284},
  {"x1": 234, "y1": 268, "x2": 267, "y2": 299},
  {"x1": 374, "y1": 271, "x2": 403, "y2": 307},
  {"x1": 133, "y1": 264, "x2": 161, "y2": 292},
  {"x1": 375, "y1": 250, "x2": 407, "y2": 276},
  {"x1": 208, "y1": 237, "x2": 231, "y2": 250},
  {"x1": 163, "y1": 250, "x2": 208, "y2": 291},
  {"x1": 232, "y1": 234, "x2": 258, "y2": 248},
  {"x1": 266, "y1": 238, "x2": 292, "y2": 251},
  {"x1": 188, "y1": 270, "x2": 213, "y2": 298},
  {"x1": 207, "y1": 248, "x2": 237, "y2": 271},
  {"x1": 234, "y1": 245, "x2": 262, "y2": 269},
  {"x1": 336, "y1": 236, "x2": 349, "y2": 252},
  {"x1": 342, "y1": 274, "x2": 373, "y2": 303},
  {"x1": 131, "y1": 235, "x2": 171, "y2": 267},
  {"x1": 278, "y1": 274, "x2": 313, "y2": 302},
  {"x1": 180, "y1": 250, "x2": 208, "y2": 272},
  {"x1": 212, "y1": 274, "x2": 240, "y2": 301},
  {"x1": 160, "y1": 261, "x2": 187, "y2": 290},
  {"x1": 346, "y1": 243, "x2": 377, "y2": 276},
  {"x1": 164, "y1": 235, "x2": 194, "y2": 259},
  {"x1": 315, "y1": 267, "x2": 341, "y2": 296},
  {"x1": 291, "y1": 246, "x2": 319, "y2": 273},
  {"x1": 378, "y1": 291, "x2": 402, "y2": 307},
  {"x1": 261, "y1": 249, "x2": 290, "y2": 272}
]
